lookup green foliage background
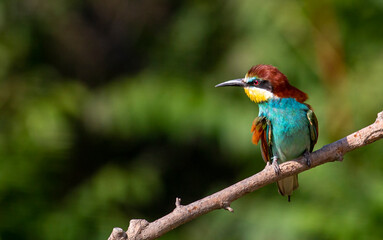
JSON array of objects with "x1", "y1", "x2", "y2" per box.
[{"x1": 0, "y1": 0, "x2": 383, "y2": 239}]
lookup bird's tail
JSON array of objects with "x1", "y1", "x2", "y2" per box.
[{"x1": 277, "y1": 174, "x2": 299, "y2": 202}]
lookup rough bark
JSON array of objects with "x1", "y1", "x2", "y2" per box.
[{"x1": 108, "y1": 111, "x2": 383, "y2": 240}]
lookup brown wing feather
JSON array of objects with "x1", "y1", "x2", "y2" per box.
[
  {"x1": 251, "y1": 126, "x2": 263, "y2": 145},
  {"x1": 251, "y1": 117, "x2": 264, "y2": 145},
  {"x1": 260, "y1": 131, "x2": 270, "y2": 163},
  {"x1": 251, "y1": 116, "x2": 271, "y2": 163}
]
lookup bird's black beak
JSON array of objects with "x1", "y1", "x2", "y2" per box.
[{"x1": 215, "y1": 78, "x2": 246, "y2": 88}]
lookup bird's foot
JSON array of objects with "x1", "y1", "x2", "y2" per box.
[
  {"x1": 303, "y1": 151, "x2": 311, "y2": 168},
  {"x1": 271, "y1": 156, "x2": 280, "y2": 175}
]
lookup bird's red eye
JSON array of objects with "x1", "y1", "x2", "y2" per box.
[{"x1": 253, "y1": 80, "x2": 259, "y2": 85}]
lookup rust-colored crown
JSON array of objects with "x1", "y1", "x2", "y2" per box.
[{"x1": 247, "y1": 65, "x2": 308, "y2": 103}]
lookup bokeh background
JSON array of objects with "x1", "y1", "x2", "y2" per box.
[{"x1": 1, "y1": 0, "x2": 383, "y2": 239}]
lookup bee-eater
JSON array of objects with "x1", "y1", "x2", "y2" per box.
[{"x1": 216, "y1": 64, "x2": 318, "y2": 201}]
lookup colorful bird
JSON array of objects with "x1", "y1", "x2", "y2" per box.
[{"x1": 216, "y1": 64, "x2": 318, "y2": 201}]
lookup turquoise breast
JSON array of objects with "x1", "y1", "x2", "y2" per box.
[{"x1": 258, "y1": 98, "x2": 310, "y2": 162}]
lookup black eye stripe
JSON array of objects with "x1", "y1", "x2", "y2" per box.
[
  {"x1": 249, "y1": 78, "x2": 259, "y2": 84},
  {"x1": 251, "y1": 78, "x2": 261, "y2": 85},
  {"x1": 247, "y1": 78, "x2": 273, "y2": 92}
]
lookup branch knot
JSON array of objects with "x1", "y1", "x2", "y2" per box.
[
  {"x1": 108, "y1": 228, "x2": 127, "y2": 240},
  {"x1": 127, "y1": 219, "x2": 149, "y2": 240}
]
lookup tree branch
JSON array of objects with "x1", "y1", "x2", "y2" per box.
[{"x1": 108, "y1": 111, "x2": 383, "y2": 240}]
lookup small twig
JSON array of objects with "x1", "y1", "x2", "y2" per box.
[
  {"x1": 222, "y1": 201, "x2": 234, "y2": 213},
  {"x1": 110, "y1": 111, "x2": 383, "y2": 240},
  {"x1": 175, "y1": 198, "x2": 182, "y2": 208}
]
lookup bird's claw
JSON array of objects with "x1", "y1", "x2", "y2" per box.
[
  {"x1": 304, "y1": 151, "x2": 311, "y2": 168},
  {"x1": 271, "y1": 156, "x2": 280, "y2": 175}
]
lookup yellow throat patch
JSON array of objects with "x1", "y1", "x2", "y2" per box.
[{"x1": 244, "y1": 87, "x2": 274, "y2": 103}]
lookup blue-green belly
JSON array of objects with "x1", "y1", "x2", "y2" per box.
[{"x1": 259, "y1": 98, "x2": 310, "y2": 162}]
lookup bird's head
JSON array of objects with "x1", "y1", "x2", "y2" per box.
[{"x1": 215, "y1": 64, "x2": 308, "y2": 104}]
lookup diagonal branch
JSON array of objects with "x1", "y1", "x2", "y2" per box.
[{"x1": 108, "y1": 111, "x2": 383, "y2": 240}]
